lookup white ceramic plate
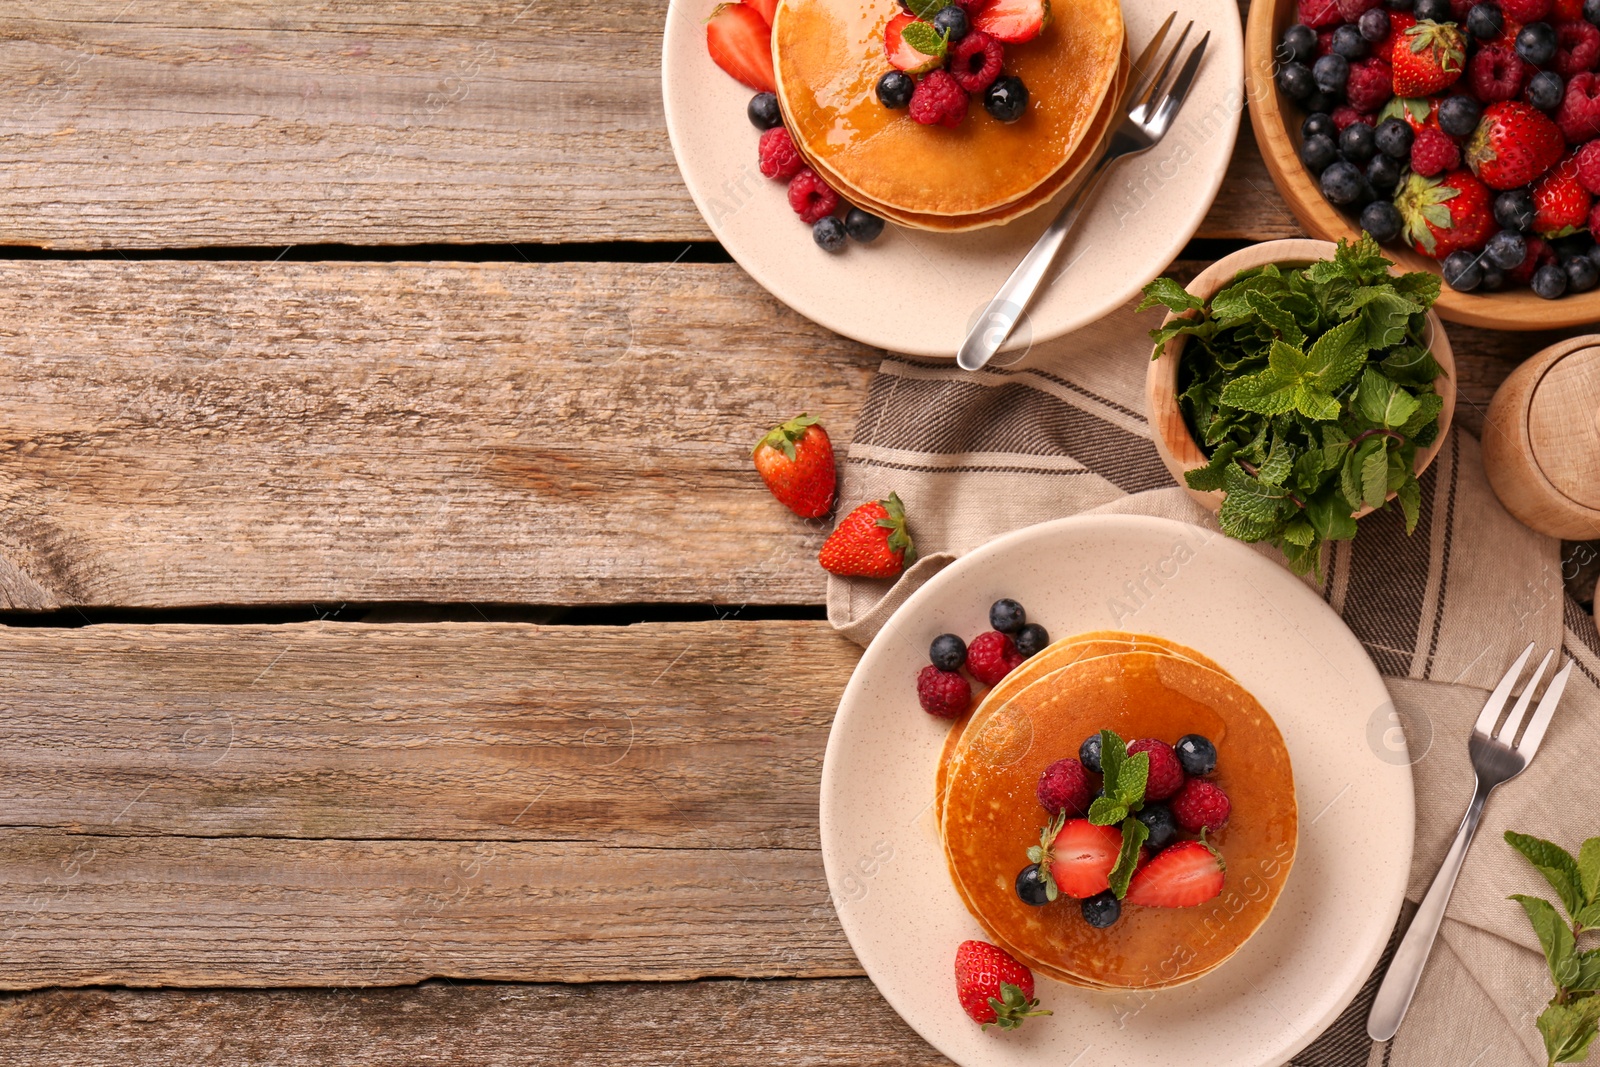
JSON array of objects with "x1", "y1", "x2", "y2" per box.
[
  {"x1": 820, "y1": 515, "x2": 1413, "y2": 1067},
  {"x1": 660, "y1": 0, "x2": 1243, "y2": 358}
]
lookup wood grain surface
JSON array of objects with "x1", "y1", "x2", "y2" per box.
[
  {"x1": 0, "y1": 1, "x2": 1293, "y2": 248},
  {"x1": 0, "y1": 980, "x2": 952, "y2": 1066}
]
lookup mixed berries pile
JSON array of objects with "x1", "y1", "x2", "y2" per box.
[
  {"x1": 916, "y1": 597, "x2": 1050, "y2": 718},
  {"x1": 707, "y1": 3, "x2": 889, "y2": 251},
  {"x1": 1018, "y1": 728, "x2": 1229, "y2": 928},
  {"x1": 875, "y1": 0, "x2": 1049, "y2": 126},
  {"x1": 1275, "y1": 0, "x2": 1600, "y2": 297}
]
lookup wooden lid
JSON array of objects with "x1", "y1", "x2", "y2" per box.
[{"x1": 1529, "y1": 345, "x2": 1600, "y2": 511}]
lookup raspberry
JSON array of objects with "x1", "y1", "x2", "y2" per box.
[
  {"x1": 1509, "y1": 235, "x2": 1554, "y2": 283},
  {"x1": 1503, "y1": 0, "x2": 1552, "y2": 20},
  {"x1": 1126, "y1": 739, "x2": 1186, "y2": 801},
  {"x1": 1558, "y1": 72, "x2": 1600, "y2": 141},
  {"x1": 950, "y1": 30, "x2": 1003, "y2": 93},
  {"x1": 966, "y1": 631, "x2": 1023, "y2": 686},
  {"x1": 1470, "y1": 43, "x2": 1529, "y2": 102},
  {"x1": 1411, "y1": 126, "x2": 1461, "y2": 176},
  {"x1": 1346, "y1": 58, "x2": 1394, "y2": 112},
  {"x1": 1299, "y1": 0, "x2": 1343, "y2": 28},
  {"x1": 1589, "y1": 197, "x2": 1600, "y2": 233},
  {"x1": 786, "y1": 168, "x2": 838, "y2": 223},
  {"x1": 916, "y1": 665, "x2": 971, "y2": 720},
  {"x1": 1557, "y1": 20, "x2": 1600, "y2": 77},
  {"x1": 1036, "y1": 758, "x2": 1093, "y2": 815},
  {"x1": 758, "y1": 126, "x2": 802, "y2": 181},
  {"x1": 1317, "y1": 29, "x2": 1335, "y2": 55},
  {"x1": 1450, "y1": 0, "x2": 1475, "y2": 17},
  {"x1": 909, "y1": 69, "x2": 969, "y2": 128},
  {"x1": 1332, "y1": 104, "x2": 1374, "y2": 130},
  {"x1": 1337, "y1": 0, "x2": 1383, "y2": 18},
  {"x1": 1576, "y1": 139, "x2": 1600, "y2": 192},
  {"x1": 1171, "y1": 779, "x2": 1232, "y2": 833}
]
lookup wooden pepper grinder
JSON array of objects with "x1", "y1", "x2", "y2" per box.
[{"x1": 1482, "y1": 336, "x2": 1600, "y2": 539}]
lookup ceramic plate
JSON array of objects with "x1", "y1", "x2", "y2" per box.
[
  {"x1": 660, "y1": 0, "x2": 1243, "y2": 358},
  {"x1": 820, "y1": 515, "x2": 1413, "y2": 1067}
]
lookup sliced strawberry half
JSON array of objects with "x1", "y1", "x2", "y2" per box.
[
  {"x1": 972, "y1": 0, "x2": 1050, "y2": 43},
  {"x1": 885, "y1": 13, "x2": 946, "y2": 73},
  {"x1": 1047, "y1": 819, "x2": 1122, "y2": 899},
  {"x1": 707, "y1": 3, "x2": 776, "y2": 92},
  {"x1": 1123, "y1": 840, "x2": 1225, "y2": 908},
  {"x1": 746, "y1": 0, "x2": 779, "y2": 24}
]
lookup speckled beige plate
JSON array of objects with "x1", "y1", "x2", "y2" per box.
[
  {"x1": 660, "y1": 0, "x2": 1243, "y2": 357},
  {"x1": 819, "y1": 515, "x2": 1413, "y2": 1067}
]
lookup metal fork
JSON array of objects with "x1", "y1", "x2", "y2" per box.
[
  {"x1": 955, "y1": 14, "x2": 1209, "y2": 371},
  {"x1": 1366, "y1": 642, "x2": 1575, "y2": 1042}
]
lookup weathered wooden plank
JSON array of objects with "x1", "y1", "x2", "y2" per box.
[
  {"x1": 0, "y1": 0, "x2": 1291, "y2": 247},
  {"x1": 0, "y1": 980, "x2": 952, "y2": 1066},
  {"x1": 0, "y1": 621, "x2": 854, "y2": 846}
]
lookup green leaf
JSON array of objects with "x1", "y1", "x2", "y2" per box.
[
  {"x1": 1304, "y1": 316, "x2": 1371, "y2": 393},
  {"x1": 1397, "y1": 475, "x2": 1422, "y2": 533},
  {"x1": 1219, "y1": 463, "x2": 1290, "y2": 543},
  {"x1": 1185, "y1": 441, "x2": 1240, "y2": 493},
  {"x1": 1138, "y1": 276, "x2": 1204, "y2": 315},
  {"x1": 1245, "y1": 289, "x2": 1305, "y2": 346},
  {"x1": 902, "y1": 0, "x2": 946, "y2": 18},
  {"x1": 1580, "y1": 838, "x2": 1600, "y2": 906},
  {"x1": 1117, "y1": 751, "x2": 1150, "y2": 808},
  {"x1": 1400, "y1": 390, "x2": 1444, "y2": 438},
  {"x1": 899, "y1": 19, "x2": 948, "y2": 57},
  {"x1": 1577, "y1": 901, "x2": 1600, "y2": 932},
  {"x1": 1574, "y1": 950, "x2": 1600, "y2": 992},
  {"x1": 1220, "y1": 340, "x2": 1303, "y2": 415},
  {"x1": 1355, "y1": 368, "x2": 1423, "y2": 429},
  {"x1": 1108, "y1": 816, "x2": 1150, "y2": 899},
  {"x1": 1088, "y1": 796, "x2": 1128, "y2": 827},
  {"x1": 1509, "y1": 832, "x2": 1588, "y2": 921},
  {"x1": 1536, "y1": 996, "x2": 1600, "y2": 1065},
  {"x1": 1099, "y1": 730, "x2": 1126, "y2": 792},
  {"x1": 1361, "y1": 437, "x2": 1390, "y2": 510},
  {"x1": 1514, "y1": 893, "x2": 1581, "y2": 988},
  {"x1": 1307, "y1": 490, "x2": 1359, "y2": 543}
]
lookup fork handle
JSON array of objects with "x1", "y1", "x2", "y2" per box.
[{"x1": 1366, "y1": 779, "x2": 1492, "y2": 1042}]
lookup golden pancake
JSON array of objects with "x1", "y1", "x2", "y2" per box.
[
  {"x1": 940, "y1": 644, "x2": 1298, "y2": 990},
  {"x1": 771, "y1": 0, "x2": 1123, "y2": 218}
]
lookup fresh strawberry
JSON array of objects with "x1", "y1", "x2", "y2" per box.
[
  {"x1": 745, "y1": 0, "x2": 779, "y2": 24},
  {"x1": 1467, "y1": 100, "x2": 1566, "y2": 188},
  {"x1": 884, "y1": 13, "x2": 945, "y2": 74},
  {"x1": 1374, "y1": 12, "x2": 1416, "y2": 61},
  {"x1": 1047, "y1": 818, "x2": 1123, "y2": 899},
  {"x1": 972, "y1": 0, "x2": 1051, "y2": 43},
  {"x1": 706, "y1": 3, "x2": 775, "y2": 93},
  {"x1": 1395, "y1": 169, "x2": 1495, "y2": 258},
  {"x1": 818, "y1": 493, "x2": 915, "y2": 578},
  {"x1": 753, "y1": 414, "x2": 836, "y2": 518},
  {"x1": 1123, "y1": 840, "x2": 1226, "y2": 908},
  {"x1": 1533, "y1": 154, "x2": 1593, "y2": 234},
  {"x1": 1392, "y1": 20, "x2": 1467, "y2": 96},
  {"x1": 954, "y1": 940, "x2": 1050, "y2": 1030}
]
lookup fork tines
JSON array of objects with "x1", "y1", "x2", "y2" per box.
[
  {"x1": 1125, "y1": 14, "x2": 1209, "y2": 121},
  {"x1": 1474, "y1": 642, "x2": 1575, "y2": 756}
]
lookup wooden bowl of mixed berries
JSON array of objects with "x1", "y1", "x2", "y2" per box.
[{"x1": 1246, "y1": 0, "x2": 1600, "y2": 325}]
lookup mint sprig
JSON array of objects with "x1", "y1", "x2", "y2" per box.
[
  {"x1": 900, "y1": 20, "x2": 949, "y2": 59},
  {"x1": 1088, "y1": 729, "x2": 1149, "y2": 827},
  {"x1": 1026, "y1": 810, "x2": 1066, "y2": 903},
  {"x1": 1505, "y1": 830, "x2": 1600, "y2": 1065},
  {"x1": 1108, "y1": 817, "x2": 1148, "y2": 898}
]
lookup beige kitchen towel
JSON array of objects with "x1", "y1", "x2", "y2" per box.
[{"x1": 827, "y1": 298, "x2": 1595, "y2": 1066}]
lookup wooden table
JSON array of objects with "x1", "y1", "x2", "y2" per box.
[{"x1": 0, "y1": 3, "x2": 1586, "y2": 1062}]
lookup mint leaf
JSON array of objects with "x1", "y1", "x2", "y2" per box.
[
  {"x1": 1219, "y1": 463, "x2": 1290, "y2": 543},
  {"x1": 903, "y1": 0, "x2": 945, "y2": 17},
  {"x1": 1360, "y1": 437, "x2": 1390, "y2": 510},
  {"x1": 1219, "y1": 340, "x2": 1304, "y2": 415},
  {"x1": 1575, "y1": 950, "x2": 1600, "y2": 992},
  {"x1": 1307, "y1": 489, "x2": 1359, "y2": 543},
  {"x1": 1580, "y1": 837, "x2": 1600, "y2": 906},
  {"x1": 1536, "y1": 996, "x2": 1600, "y2": 1065},
  {"x1": 1117, "y1": 751, "x2": 1149, "y2": 808},
  {"x1": 1139, "y1": 276, "x2": 1204, "y2": 315},
  {"x1": 1108, "y1": 817, "x2": 1150, "y2": 899},
  {"x1": 1514, "y1": 893, "x2": 1581, "y2": 987},
  {"x1": 1508, "y1": 831, "x2": 1587, "y2": 921},
  {"x1": 1396, "y1": 474, "x2": 1421, "y2": 533},
  {"x1": 900, "y1": 19, "x2": 947, "y2": 57},
  {"x1": 1355, "y1": 367, "x2": 1422, "y2": 429},
  {"x1": 1184, "y1": 440, "x2": 1240, "y2": 492},
  {"x1": 1099, "y1": 730, "x2": 1127, "y2": 792},
  {"x1": 1088, "y1": 796, "x2": 1127, "y2": 826}
]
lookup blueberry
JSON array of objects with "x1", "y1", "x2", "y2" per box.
[
  {"x1": 1313, "y1": 53, "x2": 1350, "y2": 94},
  {"x1": 1438, "y1": 95, "x2": 1481, "y2": 137},
  {"x1": 1486, "y1": 229, "x2": 1527, "y2": 269},
  {"x1": 1277, "y1": 61, "x2": 1316, "y2": 100},
  {"x1": 1079, "y1": 733, "x2": 1104, "y2": 775},
  {"x1": 1280, "y1": 23, "x2": 1319, "y2": 63},
  {"x1": 1533, "y1": 262, "x2": 1569, "y2": 298},
  {"x1": 1527, "y1": 70, "x2": 1564, "y2": 111},
  {"x1": 989, "y1": 598, "x2": 1026, "y2": 633},
  {"x1": 1588, "y1": 242, "x2": 1600, "y2": 268},
  {"x1": 1517, "y1": 22, "x2": 1558, "y2": 65},
  {"x1": 1374, "y1": 117, "x2": 1414, "y2": 158},
  {"x1": 1362, "y1": 196, "x2": 1404, "y2": 237},
  {"x1": 1495, "y1": 188, "x2": 1536, "y2": 232},
  {"x1": 747, "y1": 92, "x2": 783, "y2": 130},
  {"x1": 1553, "y1": 233, "x2": 1590, "y2": 260},
  {"x1": 1301, "y1": 132, "x2": 1339, "y2": 173},
  {"x1": 1174, "y1": 734, "x2": 1218, "y2": 776},
  {"x1": 1414, "y1": 0, "x2": 1451, "y2": 19},
  {"x1": 1321, "y1": 159, "x2": 1365, "y2": 204},
  {"x1": 1136, "y1": 804, "x2": 1179, "y2": 851},
  {"x1": 931, "y1": 4, "x2": 969, "y2": 42},
  {"x1": 1480, "y1": 263, "x2": 1506, "y2": 290},
  {"x1": 1360, "y1": 7, "x2": 1392, "y2": 40},
  {"x1": 929, "y1": 633, "x2": 967, "y2": 671},
  {"x1": 1332, "y1": 24, "x2": 1369, "y2": 58},
  {"x1": 1014, "y1": 623, "x2": 1050, "y2": 658},
  {"x1": 983, "y1": 76, "x2": 1028, "y2": 122},
  {"x1": 1016, "y1": 864, "x2": 1052, "y2": 906},
  {"x1": 1588, "y1": 0, "x2": 1600, "y2": 25},
  {"x1": 1367, "y1": 153, "x2": 1403, "y2": 193},
  {"x1": 1567, "y1": 254, "x2": 1600, "y2": 292},
  {"x1": 844, "y1": 207, "x2": 884, "y2": 243},
  {"x1": 1303, "y1": 111, "x2": 1337, "y2": 139},
  {"x1": 1303, "y1": 90, "x2": 1338, "y2": 114},
  {"x1": 1388, "y1": 0, "x2": 1415, "y2": 9},
  {"x1": 1340, "y1": 121, "x2": 1377, "y2": 162},
  {"x1": 876, "y1": 70, "x2": 915, "y2": 109},
  {"x1": 812, "y1": 215, "x2": 847, "y2": 253},
  {"x1": 1442, "y1": 249, "x2": 1483, "y2": 291},
  {"x1": 1081, "y1": 890, "x2": 1122, "y2": 928},
  {"x1": 1467, "y1": 1, "x2": 1504, "y2": 38}
]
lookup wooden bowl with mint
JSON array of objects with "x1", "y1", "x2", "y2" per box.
[{"x1": 1143, "y1": 237, "x2": 1455, "y2": 575}]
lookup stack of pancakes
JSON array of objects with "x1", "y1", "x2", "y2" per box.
[
  {"x1": 770, "y1": 0, "x2": 1126, "y2": 230},
  {"x1": 937, "y1": 631, "x2": 1298, "y2": 990}
]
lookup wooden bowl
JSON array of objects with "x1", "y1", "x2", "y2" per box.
[
  {"x1": 1146, "y1": 238, "x2": 1457, "y2": 514},
  {"x1": 1243, "y1": 2, "x2": 1600, "y2": 330}
]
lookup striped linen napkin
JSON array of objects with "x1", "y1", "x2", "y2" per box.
[{"x1": 827, "y1": 301, "x2": 1600, "y2": 1066}]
